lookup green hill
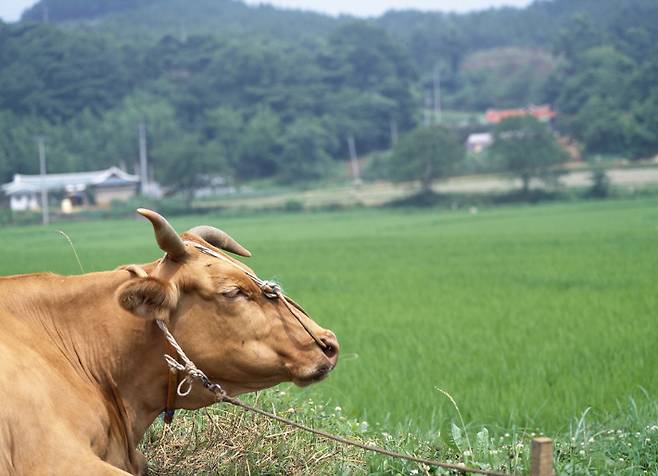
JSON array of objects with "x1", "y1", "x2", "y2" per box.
[
  {"x1": 2, "y1": 0, "x2": 657, "y2": 187},
  {"x1": 21, "y1": 0, "x2": 343, "y2": 41}
]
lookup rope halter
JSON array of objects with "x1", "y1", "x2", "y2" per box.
[{"x1": 157, "y1": 240, "x2": 328, "y2": 417}]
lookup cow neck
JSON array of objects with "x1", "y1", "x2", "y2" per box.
[{"x1": 2, "y1": 269, "x2": 174, "y2": 445}]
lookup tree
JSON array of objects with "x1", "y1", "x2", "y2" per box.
[
  {"x1": 386, "y1": 126, "x2": 464, "y2": 191},
  {"x1": 152, "y1": 133, "x2": 224, "y2": 207},
  {"x1": 490, "y1": 117, "x2": 568, "y2": 194},
  {"x1": 236, "y1": 108, "x2": 282, "y2": 180},
  {"x1": 277, "y1": 118, "x2": 334, "y2": 184}
]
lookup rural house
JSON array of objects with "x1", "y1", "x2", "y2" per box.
[{"x1": 2, "y1": 167, "x2": 140, "y2": 212}]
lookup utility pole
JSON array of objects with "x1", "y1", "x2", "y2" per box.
[
  {"x1": 424, "y1": 92, "x2": 433, "y2": 127},
  {"x1": 433, "y1": 66, "x2": 442, "y2": 124},
  {"x1": 138, "y1": 121, "x2": 149, "y2": 195},
  {"x1": 347, "y1": 135, "x2": 361, "y2": 186},
  {"x1": 389, "y1": 117, "x2": 399, "y2": 146},
  {"x1": 37, "y1": 136, "x2": 49, "y2": 226}
]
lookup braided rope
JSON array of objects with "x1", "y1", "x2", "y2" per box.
[
  {"x1": 154, "y1": 320, "x2": 513, "y2": 476},
  {"x1": 153, "y1": 242, "x2": 513, "y2": 475},
  {"x1": 156, "y1": 320, "x2": 225, "y2": 398}
]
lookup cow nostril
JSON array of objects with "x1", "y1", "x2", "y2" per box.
[{"x1": 321, "y1": 339, "x2": 337, "y2": 359}]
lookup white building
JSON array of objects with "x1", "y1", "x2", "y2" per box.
[
  {"x1": 2, "y1": 167, "x2": 140, "y2": 212},
  {"x1": 466, "y1": 133, "x2": 494, "y2": 154}
]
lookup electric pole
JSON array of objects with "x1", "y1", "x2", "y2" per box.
[
  {"x1": 347, "y1": 135, "x2": 361, "y2": 186},
  {"x1": 390, "y1": 117, "x2": 399, "y2": 146},
  {"x1": 433, "y1": 66, "x2": 442, "y2": 124},
  {"x1": 424, "y1": 92, "x2": 433, "y2": 127},
  {"x1": 138, "y1": 121, "x2": 149, "y2": 195},
  {"x1": 37, "y1": 136, "x2": 49, "y2": 226}
]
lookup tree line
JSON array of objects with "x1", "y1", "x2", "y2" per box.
[
  {"x1": 0, "y1": 20, "x2": 415, "y2": 196},
  {"x1": 1, "y1": 0, "x2": 658, "y2": 198}
]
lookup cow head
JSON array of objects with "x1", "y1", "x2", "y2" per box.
[{"x1": 117, "y1": 209, "x2": 338, "y2": 403}]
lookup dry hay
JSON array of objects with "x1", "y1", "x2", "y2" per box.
[{"x1": 141, "y1": 396, "x2": 367, "y2": 475}]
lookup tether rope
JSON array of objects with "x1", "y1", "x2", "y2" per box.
[{"x1": 157, "y1": 319, "x2": 515, "y2": 476}]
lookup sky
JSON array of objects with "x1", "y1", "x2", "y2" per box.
[{"x1": 1, "y1": 0, "x2": 533, "y2": 22}]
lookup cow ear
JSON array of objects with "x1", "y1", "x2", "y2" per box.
[{"x1": 117, "y1": 277, "x2": 179, "y2": 322}]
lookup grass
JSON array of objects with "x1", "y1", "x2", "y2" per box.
[{"x1": 2, "y1": 198, "x2": 658, "y2": 474}]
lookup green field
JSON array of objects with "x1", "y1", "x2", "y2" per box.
[{"x1": 2, "y1": 199, "x2": 657, "y2": 444}]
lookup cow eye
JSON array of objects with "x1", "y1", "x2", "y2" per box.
[{"x1": 221, "y1": 287, "x2": 245, "y2": 299}]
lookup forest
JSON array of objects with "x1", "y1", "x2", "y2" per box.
[{"x1": 1, "y1": 0, "x2": 658, "y2": 194}]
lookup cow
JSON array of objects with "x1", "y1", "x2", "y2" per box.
[{"x1": 0, "y1": 209, "x2": 339, "y2": 475}]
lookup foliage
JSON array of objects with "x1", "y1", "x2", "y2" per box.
[
  {"x1": 545, "y1": 2, "x2": 658, "y2": 158},
  {"x1": 452, "y1": 47, "x2": 557, "y2": 110},
  {"x1": 4, "y1": 0, "x2": 658, "y2": 190},
  {"x1": 587, "y1": 164, "x2": 611, "y2": 199},
  {"x1": 0, "y1": 19, "x2": 416, "y2": 186},
  {"x1": 490, "y1": 117, "x2": 568, "y2": 193},
  {"x1": 386, "y1": 126, "x2": 464, "y2": 191},
  {"x1": 277, "y1": 118, "x2": 334, "y2": 185}
]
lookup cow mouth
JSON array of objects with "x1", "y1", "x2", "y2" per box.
[{"x1": 292, "y1": 364, "x2": 334, "y2": 387}]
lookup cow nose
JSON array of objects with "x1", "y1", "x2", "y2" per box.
[{"x1": 319, "y1": 331, "x2": 339, "y2": 364}]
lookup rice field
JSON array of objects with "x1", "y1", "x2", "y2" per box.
[{"x1": 1, "y1": 198, "x2": 657, "y2": 444}]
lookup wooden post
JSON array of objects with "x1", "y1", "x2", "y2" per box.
[{"x1": 530, "y1": 437, "x2": 554, "y2": 476}]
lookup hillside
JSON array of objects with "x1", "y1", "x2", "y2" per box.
[
  {"x1": 2, "y1": 0, "x2": 658, "y2": 189},
  {"x1": 21, "y1": 0, "x2": 344, "y2": 42}
]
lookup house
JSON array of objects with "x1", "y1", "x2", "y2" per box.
[
  {"x1": 485, "y1": 105, "x2": 556, "y2": 124},
  {"x1": 2, "y1": 167, "x2": 140, "y2": 212},
  {"x1": 466, "y1": 133, "x2": 493, "y2": 153}
]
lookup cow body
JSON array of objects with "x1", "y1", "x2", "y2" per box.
[
  {"x1": 0, "y1": 210, "x2": 339, "y2": 475},
  {"x1": 0, "y1": 271, "x2": 158, "y2": 474}
]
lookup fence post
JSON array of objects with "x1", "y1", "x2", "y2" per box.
[{"x1": 530, "y1": 437, "x2": 554, "y2": 476}]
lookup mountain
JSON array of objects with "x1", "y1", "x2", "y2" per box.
[
  {"x1": 21, "y1": 0, "x2": 345, "y2": 42},
  {"x1": 2, "y1": 0, "x2": 657, "y2": 186}
]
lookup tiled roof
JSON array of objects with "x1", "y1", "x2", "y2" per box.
[{"x1": 2, "y1": 167, "x2": 140, "y2": 195}]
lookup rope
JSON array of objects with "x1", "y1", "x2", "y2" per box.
[
  {"x1": 221, "y1": 395, "x2": 514, "y2": 476},
  {"x1": 156, "y1": 320, "x2": 225, "y2": 397},
  {"x1": 185, "y1": 241, "x2": 327, "y2": 349},
  {"x1": 156, "y1": 320, "x2": 514, "y2": 476},
  {"x1": 154, "y1": 243, "x2": 513, "y2": 475}
]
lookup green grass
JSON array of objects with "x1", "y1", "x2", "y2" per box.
[{"x1": 2, "y1": 198, "x2": 658, "y2": 473}]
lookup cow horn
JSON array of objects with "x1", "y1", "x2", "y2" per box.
[
  {"x1": 188, "y1": 226, "x2": 252, "y2": 257},
  {"x1": 137, "y1": 208, "x2": 187, "y2": 260}
]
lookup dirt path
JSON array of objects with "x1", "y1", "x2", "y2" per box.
[{"x1": 208, "y1": 166, "x2": 658, "y2": 210}]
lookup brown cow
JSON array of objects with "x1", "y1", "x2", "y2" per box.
[{"x1": 0, "y1": 209, "x2": 338, "y2": 475}]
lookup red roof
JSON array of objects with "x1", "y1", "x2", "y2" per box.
[{"x1": 485, "y1": 105, "x2": 556, "y2": 124}]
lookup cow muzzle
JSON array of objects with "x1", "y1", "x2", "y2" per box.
[{"x1": 292, "y1": 330, "x2": 339, "y2": 387}]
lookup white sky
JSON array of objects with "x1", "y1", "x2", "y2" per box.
[
  {"x1": 0, "y1": 0, "x2": 533, "y2": 22},
  {"x1": 246, "y1": 0, "x2": 533, "y2": 17}
]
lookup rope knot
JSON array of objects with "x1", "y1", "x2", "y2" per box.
[
  {"x1": 260, "y1": 280, "x2": 282, "y2": 299},
  {"x1": 157, "y1": 320, "x2": 226, "y2": 399}
]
